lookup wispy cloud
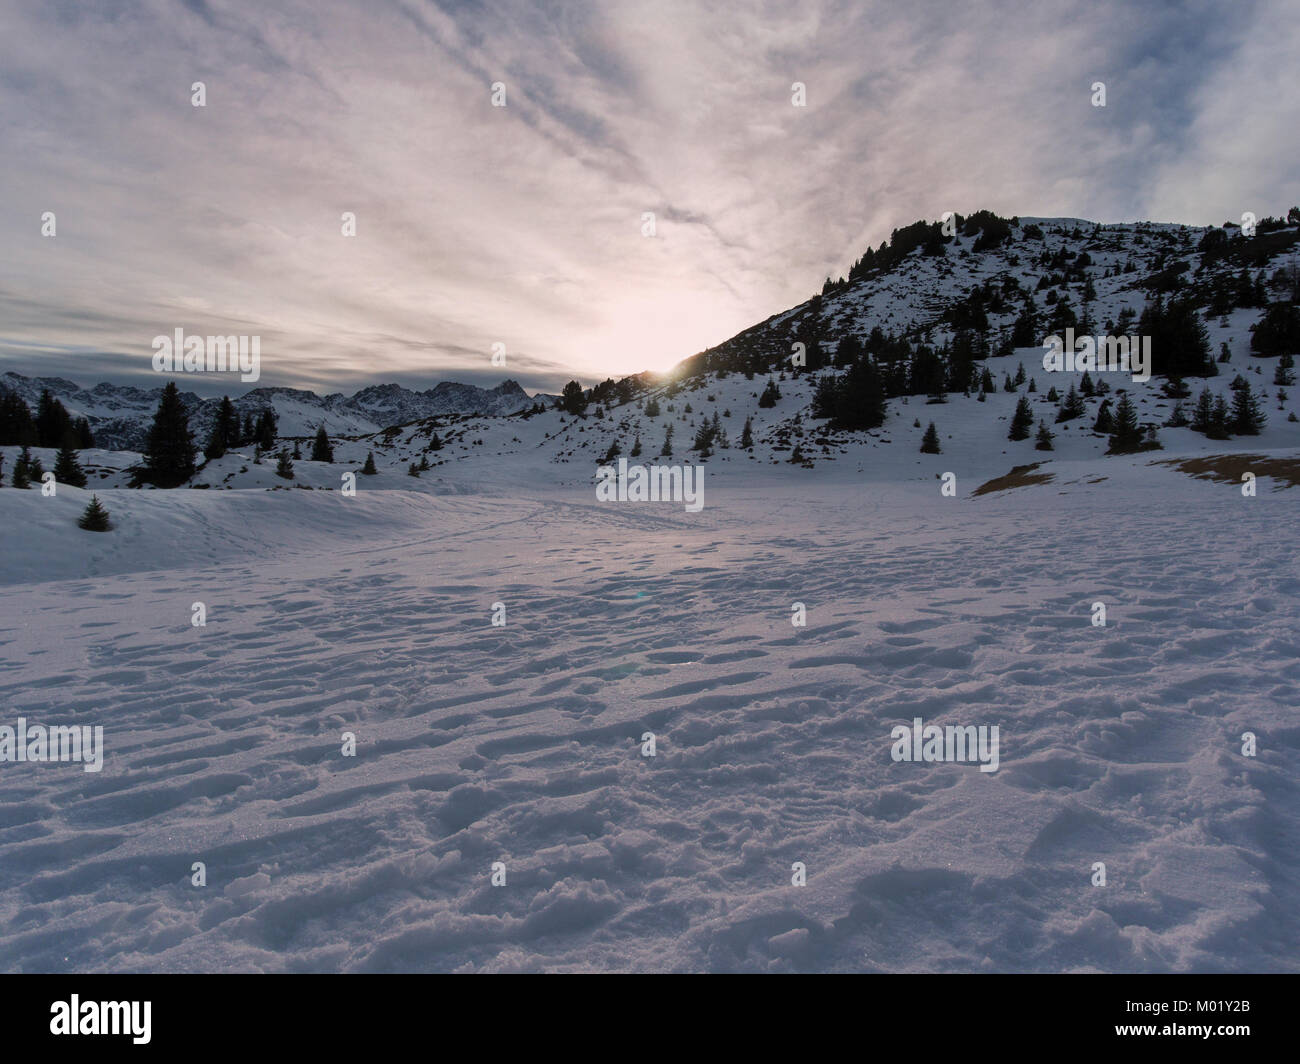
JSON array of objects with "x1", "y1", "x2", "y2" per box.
[{"x1": 0, "y1": 0, "x2": 1294, "y2": 396}]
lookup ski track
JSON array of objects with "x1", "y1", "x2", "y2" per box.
[{"x1": 0, "y1": 479, "x2": 1297, "y2": 972}]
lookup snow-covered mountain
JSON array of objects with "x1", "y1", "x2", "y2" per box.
[{"x1": 0, "y1": 372, "x2": 554, "y2": 450}]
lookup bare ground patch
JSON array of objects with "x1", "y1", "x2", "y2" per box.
[
  {"x1": 1153, "y1": 453, "x2": 1300, "y2": 489},
  {"x1": 971, "y1": 462, "x2": 1056, "y2": 497}
]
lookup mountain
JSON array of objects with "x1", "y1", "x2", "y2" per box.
[
  {"x1": 0, "y1": 372, "x2": 556, "y2": 450},
  {"x1": 320, "y1": 210, "x2": 1297, "y2": 480},
  {"x1": 5, "y1": 210, "x2": 1298, "y2": 474}
]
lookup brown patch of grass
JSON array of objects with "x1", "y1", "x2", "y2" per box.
[
  {"x1": 1153, "y1": 453, "x2": 1300, "y2": 489},
  {"x1": 971, "y1": 462, "x2": 1056, "y2": 497}
]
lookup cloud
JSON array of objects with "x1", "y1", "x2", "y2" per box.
[{"x1": 0, "y1": 0, "x2": 1292, "y2": 396}]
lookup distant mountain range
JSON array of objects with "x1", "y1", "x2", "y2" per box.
[{"x1": 0, "y1": 373, "x2": 557, "y2": 450}]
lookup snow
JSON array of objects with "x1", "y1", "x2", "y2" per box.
[{"x1": 0, "y1": 440, "x2": 1295, "y2": 972}]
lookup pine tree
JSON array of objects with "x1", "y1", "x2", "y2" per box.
[
  {"x1": 630, "y1": 434, "x2": 642, "y2": 457},
  {"x1": 204, "y1": 416, "x2": 227, "y2": 461},
  {"x1": 54, "y1": 444, "x2": 87, "y2": 488},
  {"x1": 0, "y1": 392, "x2": 37, "y2": 446},
  {"x1": 660, "y1": 423, "x2": 674, "y2": 456},
  {"x1": 255, "y1": 409, "x2": 278, "y2": 450},
  {"x1": 419, "y1": 455, "x2": 430, "y2": 470},
  {"x1": 1230, "y1": 380, "x2": 1266, "y2": 435},
  {"x1": 1027, "y1": 377, "x2": 1037, "y2": 393},
  {"x1": 1014, "y1": 363, "x2": 1026, "y2": 387},
  {"x1": 274, "y1": 449, "x2": 293, "y2": 480},
  {"x1": 1034, "y1": 419, "x2": 1055, "y2": 450},
  {"x1": 408, "y1": 462, "x2": 420, "y2": 477},
  {"x1": 361, "y1": 451, "x2": 378, "y2": 475},
  {"x1": 758, "y1": 380, "x2": 781, "y2": 408},
  {"x1": 36, "y1": 389, "x2": 74, "y2": 448},
  {"x1": 310, "y1": 425, "x2": 334, "y2": 463},
  {"x1": 77, "y1": 495, "x2": 113, "y2": 532},
  {"x1": 1093, "y1": 398, "x2": 1114, "y2": 434},
  {"x1": 603, "y1": 440, "x2": 621, "y2": 463},
  {"x1": 1046, "y1": 386, "x2": 1059, "y2": 403},
  {"x1": 138, "y1": 381, "x2": 197, "y2": 487},
  {"x1": 740, "y1": 416, "x2": 754, "y2": 449},
  {"x1": 429, "y1": 431, "x2": 443, "y2": 451},
  {"x1": 920, "y1": 422, "x2": 941, "y2": 453},
  {"x1": 26, "y1": 448, "x2": 45, "y2": 482},
  {"x1": 1210, "y1": 395, "x2": 1231, "y2": 439},
  {"x1": 214, "y1": 396, "x2": 240, "y2": 450},
  {"x1": 1056, "y1": 384, "x2": 1085, "y2": 422},
  {"x1": 1008, "y1": 395, "x2": 1034, "y2": 440},
  {"x1": 559, "y1": 380, "x2": 588, "y2": 416},
  {"x1": 644, "y1": 398, "x2": 661, "y2": 417},
  {"x1": 1165, "y1": 401, "x2": 1189, "y2": 427},
  {"x1": 1274, "y1": 353, "x2": 1296, "y2": 386},
  {"x1": 1107, "y1": 393, "x2": 1143, "y2": 454},
  {"x1": 11, "y1": 447, "x2": 31, "y2": 489},
  {"x1": 293, "y1": 441, "x2": 302, "y2": 460}
]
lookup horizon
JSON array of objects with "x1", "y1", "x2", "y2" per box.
[{"x1": 2, "y1": 0, "x2": 1297, "y2": 396}]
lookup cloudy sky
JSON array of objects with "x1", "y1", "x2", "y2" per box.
[{"x1": 1, "y1": 0, "x2": 1296, "y2": 397}]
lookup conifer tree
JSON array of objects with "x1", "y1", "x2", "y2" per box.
[
  {"x1": 1107, "y1": 393, "x2": 1143, "y2": 454},
  {"x1": 77, "y1": 495, "x2": 113, "y2": 532},
  {"x1": 361, "y1": 451, "x2": 378, "y2": 475},
  {"x1": 630, "y1": 434, "x2": 642, "y2": 457},
  {"x1": 419, "y1": 455, "x2": 429, "y2": 470},
  {"x1": 1034, "y1": 419, "x2": 1054, "y2": 450},
  {"x1": 758, "y1": 380, "x2": 782, "y2": 408},
  {"x1": 11, "y1": 447, "x2": 31, "y2": 489},
  {"x1": 1230, "y1": 379, "x2": 1266, "y2": 435},
  {"x1": 138, "y1": 381, "x2": 197, "y2": 487},
  {"x1": 660, "y1": 422, "x2": 674, "y2": 456},
  {"x1": 1210, "y1": 395, "x2": 1231, "y2": 439},
  {"x1": 0, "y1": 391, "x2": 37, "y2": 446},
  {"x1": 54, "y1": 443, "x2": 87, "y2": 487},
  {"x1": 1093, "y1": 398, "x2": 1114, "y2": 434},
  {"x1": 1165, "y1": 401, "x2": 1190, "y2": 427},
  {"x1": 1008, "y1": 395, "x2": 1034, "y2": 440},
  {"x1": 204, "y1": 417, "x2": 227, "y2": 461},
  {"x1": 429, "y1": 432, "x2": 443, "y2": 451},
  {"x1": 275, "y1": 449, "x2": 294, "y2": 480},
  {"x1": 1056, "y1": 384, "x2": 1086, "y2": 422},
  {"x1": 1273, "y1": 353, "x2": 1295, "y2": 387},
  {"x1": 559, "y1": 380, "x2": 588, "y2": 416},
  {"x1": 310, "y1": 425, "x2": 334, "y2": 463},
  {"x1": 255, "y1": 409, "x2": 278, "y2": 450},
  {"x1": 920, "y1": 422, "x2": 941, "y2": 453},
  {"x1": 740, "y1": 416, "x2": 754, "y2": 449}
]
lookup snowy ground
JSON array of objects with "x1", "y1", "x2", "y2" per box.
[{"x1": 1, "y1": 452, "x2": 1296, "y2": 972}]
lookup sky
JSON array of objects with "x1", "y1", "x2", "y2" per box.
[{"x1": 0, "y1": 0, "x2": 1297, "y2": 398}]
